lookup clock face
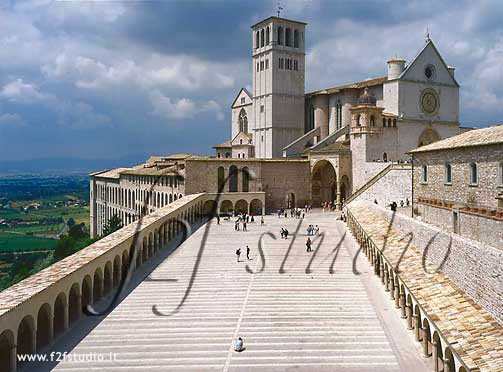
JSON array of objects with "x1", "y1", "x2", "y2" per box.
[{"x1": 421, "y1": 90, "x2": 438, "y2": 114}]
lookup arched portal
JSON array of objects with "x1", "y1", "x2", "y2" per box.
[
  {"x1": 287, "y1": 193, "x2": 296, "y2": 209},
  {"x1": 311, "y1": 160, "x2": 337, "y2": 207},
  {"x1": 202, "y1": 200, "x2": 217, "y2": 217},
  {"x1": 53, "y1": 293, "x2": 67, "y2": 337},
  {"x1": 220, "y1": 200, "x2": 233, "y2": 214},
  {"x1": 17, "y1": 315, "x2": 35, "y2": 361},
  {"x1": 37, "y1": 303, "x2": 52, "y2": 349},
  {"x1": 418, "y1": 128, "x2": 440, "y2": 147},
  {"x1": 229, "y1": 165, "x2": 238, "y2": 192},
  {"x1": 250, "y1": 199, "x2": 263, "y2": 215},
  {"x1": 0, "y1": 330, "x2": 14, "y2": 372},
  {"x1": 235, "y1": 199, "x2": 248, "y2": 214},
  {"x1": 68, "y1": 283, "x2": 80, "y2": 325}
]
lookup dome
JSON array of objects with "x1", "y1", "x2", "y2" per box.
[{"x1": 358, "y1": 87, "x2": 377, "y2": 105}]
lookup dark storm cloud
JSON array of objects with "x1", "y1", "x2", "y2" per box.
[{"x1": 0, "y1": 0, "x2": 502, "y2": 164}]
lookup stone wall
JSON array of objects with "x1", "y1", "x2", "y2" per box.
[
  {"x1": 350, "y1": 166, "x2": 412, "y2": 207},
  {"x1": 184, "y1": 158, "x2": 311, "y2": 211},
  {"x1": 413, "y1": 144, "x2": 503, "y2": 209},
  {"x1": 365, "y1": 201, "x2": 503, "y2": 325},
  {"x1": 417, "y1": 203, "x2": 503, "y2": 248}
]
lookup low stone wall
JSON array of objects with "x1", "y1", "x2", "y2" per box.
[
  {"x1": 368, "y1": 202, "x2": 503, "y2": 325},
  {"x1": 417, "y1": 202, "x2": 503, "y2": 248},
  {"x1": 351, "y1": 167, "x2": 412, "y2": 207}
]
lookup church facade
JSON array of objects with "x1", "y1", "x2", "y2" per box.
[{"x1": 91, "y1": 15, "x2": 470, "y2": 238}]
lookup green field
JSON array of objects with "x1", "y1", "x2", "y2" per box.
[{"x1": 0, "y1": 232, "x2": 58, "y2": 253}]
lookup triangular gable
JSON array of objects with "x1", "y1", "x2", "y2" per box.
[
  {"x1": 231, "y1": 131, "x2": 252, "y2": 146},
  {"x1": 231, "y1": 88, "x2": 252, "y2": 108},
  {"x1": 399, "y1": 39, "x2": 459, "y2": 87}
]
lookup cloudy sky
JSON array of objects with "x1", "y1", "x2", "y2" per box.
[{"x1": 1, "y1": 0, "x2": 502, "y2": 163}]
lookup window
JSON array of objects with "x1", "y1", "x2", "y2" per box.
[
  {"x1": 256, "y1": 63, "x2": 259, "y2": 72},
  {"x1": 240, "y1": 97, "x2": 245, "y2": 104},
  {"x1": 388, "y1": 118, "x2": 392, "y2": 127},
  {"x1": 266, "y1": 26, "x2": 270, "y2": 45},
  {"x1": 294, "y1": 60, "x2": 298, "y2": 71},
  {"x1": 294, "y1": 29, "x2": 299, "y2": 48},
  {"x1": 285, "y1": 28, "x2": 292, "y2": 46},
  {"x1": 370, "y1": 115, "x2": 375, "y2": 127},
  {"x1": 383, "y1": 118, "x2": 386, "y2": 127},
  {"x1": 255, "y1": 31, "x2": 260, "y2": 49},
  {"x1": 260, "y1": 61, "x2": 264, "y2": 71},
  {"x1": 470, "y1": 162, "x2": 478, "y2": 185},
  {"x1": 238, "y1": 154, "x2": 240, "y2": 158},
  {"x1": 356, "y1": 114, "x2": 361, "y2": 127},
  {"x1": 265, "y1": 59, "x2": 269, "y2": 69},
  {"x1": 393, "y1": 119, "x2": 397, "y2": 127},
  {"x1": 260, "y1": 29, "x2": 265, "y2": 47},
  {"x1": 242, "y1": 166, "x2": 249, "y2": 192},
  {"x1": 240, "y1": 139, "x2": 243, "y2": 144},
  {"x1": 422, "y1": 165, "x2": 428, "y2": 183},
  {"x1": 277, "y1": 27, "x2": 283, "y2": 45},
  {"x1": 261, "y1": 136, "x2": 264, "y2": 142},
  {"x1": 229, "y1": 165, "x2": 238, "y2": 192},
  {"x1": 260, "y1": 105, "x2": 264, "y2": 113},
  {"x1": 278, "y1": 58, "x2": 282, "y2": 69},
  {"x1": 445, "y1": 163, "x2": 452, "y2": 184}
]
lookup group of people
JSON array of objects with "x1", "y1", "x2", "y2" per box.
[
  {"x1": 235, "y1": 245, "x2": 251, "y2": 262},
  {"x1": 277, "y1": 205, "x2": 312, "y2": 219},
  {"x1": 233, "y1": 213, "x2": 256, "y2": 231},
  {"x1": 322, "y1": 201, "x2": 341, "y2": 212},
  {"x1": 306, "y1": 224, "x2": 319, "y2": 236},
  {"x1": 280, "y1": 227, "x2": 290, "y2": 239}
]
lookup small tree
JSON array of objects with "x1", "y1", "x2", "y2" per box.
[{"x1": 102, "y1": 214, "x2": 122, "y2": 237}]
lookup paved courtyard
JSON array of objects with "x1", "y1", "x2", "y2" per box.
[{"x1": 33, "y1": 212, "x2": 428, "y2": 372}]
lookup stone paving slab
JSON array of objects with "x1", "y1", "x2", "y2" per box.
[
  {"x1": 30, "y1": 212, "x2": 428, "y2": 372},
  {"x1": 349, "y1": 201, "x2": 503, "y2": 372}
]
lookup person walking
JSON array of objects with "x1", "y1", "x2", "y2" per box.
[
  {"x1": 280, "y1": 228, "x2": 285, "y2": 239},
  {"x1": 217, "y1": 215, "x2": 220, "y2": 225},
  {"x1": 315, "y1": 225, "x2": 319, "y2": 235},
  {"x1": 306, "y1": 237, "x2": 312, "y2": 252},
  {"x1": 261, "y1": 216, "x2": 264, "y2": 226},
  {"x1": 234, "y1": 337, "x2": 244, "y2": 352},
  {"x1": 243, "y1": 221, "x2": 247, "y2": 231},
  {"x1": 236, "y1": 248, "x2": 241, "y2": 262},
  {"x1": 246, "y1": 245, "x2": 250, "y2": 260},
  {"x1": 284, "y1": 228, "x2": 289, "y2": 239}
]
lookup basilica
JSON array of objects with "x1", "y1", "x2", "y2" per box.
[{"x1": 90, "y1": 15, "x2": 469, "y2": 237}]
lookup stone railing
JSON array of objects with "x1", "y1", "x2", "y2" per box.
[
  {"x1": 416, "y1": 197, "x2": 503, "y2": 219},
  {"x1": 0, "y1": 191, "x2": 265, "y2": 372},
  {"x1": 345, "y1": 206, "x2": 482, "y2": 372}
]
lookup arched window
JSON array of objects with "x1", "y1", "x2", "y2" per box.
[
  {"x1": 229, "y1": 165, "x2": 238, "y2": 192},
  {"x1": 470, "y1": 162, "x2": 478, "y2": 185},
  {"x1": 383, "y1": 118, "x2": 386, "y2": 127},
  {"x1": 370, "y1": 115, "x2": 375, "y2": 127},
  {"x1": 422, "y1": 165, "x2": 428, "y2": 183},
  {"x1": 356, "y1": 114, "x2": 362, "y2": 126},
  {"x1": 445, "y1": 162, "x2": 452, "y2": 184},
  {"x1": 266, "y1": 26, "x2": 270, "y2": 45},
  {"x1": 285, "y1": 28, "x2": 292, "y2": 46},
  {"x1": 388, "y1": 118, "x2": 392, "y2": 127},
  {"x1": 238, "y1": 109, "x2": 248, "y2": 133},
  {"x1": 277, "y1": 27, "x2": 283, "y2": 45},
  {"x1": 238, "y1": 154, "x2": 240, "y2": 158},
  {"x1": 255, "y1": 31, "x2": 260, "y2": 48},
  {"x1": 217, "y1": 166, "x2": 225, "y2": 191},
  {"x1": 294, "y1": 29, "x2": 299, "y2": 47},
  {"x1": 383, "y1": 152, "x2": 387, "y2": 162},
  {"x1": 260, "y1": 29, "x2": 265, "y2": 47},
  {"x1": 242, "y1": 167, "x2": 249, "y2": 192}
]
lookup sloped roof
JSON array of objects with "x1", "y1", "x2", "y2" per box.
[
  {"x1": 231, "y1": 87, "x2": 252, "y2": 108},
  {"x1": 213, "y1": 141, "x2": 232, "y2": 148},
  {"x1": 409, "y1": 125, "x2": 502, "y2": 153},
  {"x1": 90, "y1": 168, "x2": 132, "y2": 179},
  {"x1": 399, "y1": 39, "x2": 459, "y2": 87},
  {"x1": 307, "y1": 76, "x2": 387, "y2": 97}
]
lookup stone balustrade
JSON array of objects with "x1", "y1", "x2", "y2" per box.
[{"x1": 0, "y1": 191, "x2": 265, "y2": 372}]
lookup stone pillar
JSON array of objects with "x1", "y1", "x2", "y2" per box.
[
  {"x1": 432, "y1": 341, "x2": 439, "y2": 371},
  {"x1": 314, "y1": 95, "x2": 329, "y2": 139},
  {"x1": 10, "y1": 344, "x2": 16, "y2": 372},
  {"x1": 406, "y1": 305, "x2": 413, "y2": 330},
  {"x1": 336, "y1": 180, "x2": 342, "y2": 210},
  {"x1": 415, "y1": 314, "x2": 422, "y2": 341},
  {"x1": 400, "y1": 293, "x2": 407, "y2": 319},
  {"x1": 422, "y1": 330, "x2": 430, "y2": 358},
  {"x1": 394, "y1": 287, "x2": 400, "y2": 308}
]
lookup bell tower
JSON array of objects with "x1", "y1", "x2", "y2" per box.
[{"x1": 251, "y1": 16, "x2": 306, "y2": 158}]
